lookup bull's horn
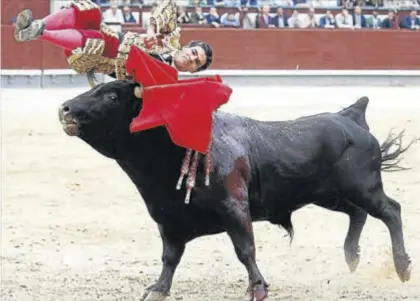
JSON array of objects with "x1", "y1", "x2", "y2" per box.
[
  {"x1": 87, "y1": 69, "x2": 99, "y2": 88},
  {"x1": 134, "y1": 86, "x2": 143, "y2": 98}
]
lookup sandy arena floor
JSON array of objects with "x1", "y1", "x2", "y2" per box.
[{"x1": 1, "y1": 86, "x2": 420, "y2": 301}]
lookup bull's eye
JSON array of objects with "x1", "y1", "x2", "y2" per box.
[{"x1": 109, "y1": 95, "x2": 117, "y2": 101}]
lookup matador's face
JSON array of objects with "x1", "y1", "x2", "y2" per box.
[{"x1": 173, "y1": 46, "x2": 207, "y2": 73}]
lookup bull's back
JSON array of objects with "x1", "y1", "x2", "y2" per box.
[
  {"x1": 242, "y1": 114, "x2": 359, "y2": 217},
  {"x1": 252, "y1": 115, "x2": 353, "y2": 176}
]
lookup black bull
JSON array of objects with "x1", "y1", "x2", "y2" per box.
[{"x1": 58, "y1": 80, "x2": 413, "y2": 301}]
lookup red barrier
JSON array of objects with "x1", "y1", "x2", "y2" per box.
[
  {"x1": 1, "y1": 26, "x2": 43, "y2": 69},
  {"x1": 2, "y1": 0, "x2": 50, "y2": 24},
  {"x1": 2, "y1": 26, "x2": 420, "y2": 70},
  {"x1": 178, "y1": 28, "x2": 420, "y2": 70}
]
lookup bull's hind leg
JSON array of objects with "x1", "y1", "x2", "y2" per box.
[
  {"x1": 140, "y1": 225, "x2": 185, "y2": 301},
  {"x1": 337, "y1": 152, "x2": 412, "y2": 282},
  {"x1": 349, "y1": 189, "x2": 411, "y2": 282},
  {"x1": 314, "y1": 199, "x2": 368, "y2": 272},
  {"x1": 218, "y1": 195, "x2": 268, "y2": 301}
]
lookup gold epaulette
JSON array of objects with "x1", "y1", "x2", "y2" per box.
[
  {"x1": 67, "y1": 38, "x2": 116, "y2": 75},
  {"x1": 150, "y1": 0, "x2": 178, "y2": 34},
  {"x1": 115, "y1": 30, "x2": 181, "y2": 80},
  {"x1": 71, "y1": 0, "x2": 99, "y2": 11},
  {"x1": 100, "y1": 22, "x2": 120, "y2": 40},
  {"x1": 164, "y1": 27, "x2": 182, "y2": 51},
  {"x1": 115, "y1": 32, "x2": 147, "y2": 80},
  {"x1": 117, "y1": 31, "x2": 147, "y2": 60}
]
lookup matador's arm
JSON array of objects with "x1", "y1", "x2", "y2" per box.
[{"x1": 147, "y1": 0, "x2": 181, "y2": 51}]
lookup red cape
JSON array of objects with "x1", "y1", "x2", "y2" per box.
[{"x1": 125, "y1": 45, "x2": 232, "y2": 154}]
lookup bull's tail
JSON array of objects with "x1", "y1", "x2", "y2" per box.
[{"x1": 380, "y1": 129, "x2": 416, "y2": 172}]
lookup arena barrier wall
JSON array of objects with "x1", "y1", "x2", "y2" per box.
[
  {"x1": 2, "y1": 26, "x2": 420, "y2": 87},
  {"x1": 3, "y1": 26, "x2": 420, "y2": 70}
]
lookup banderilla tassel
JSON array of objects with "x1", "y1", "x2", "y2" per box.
[
  {"x1": 204, "y1": 140, "x2": 212, "y2": 186},
  {"x1": 185, "y1": 151, "x2": 199, "y2": 204},
  {"x1": 176, "y1": 149, "x2": 192, "y2": 190}
]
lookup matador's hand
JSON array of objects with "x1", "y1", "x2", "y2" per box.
[{"x1": 144, "y1": 34, "x2": 163, "y2": 49}]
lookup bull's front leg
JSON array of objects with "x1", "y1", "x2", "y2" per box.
[
  {"x1": 141, "y1": 225, "x2": 185, "y2": 301},
  {"x1": 220, "y1": 197, "x2": 269, "y2": 301},
  {"x1": 218, "y1": 164, "x2": 269, "y2": 301}
]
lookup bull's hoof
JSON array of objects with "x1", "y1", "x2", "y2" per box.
[
  {"x1": 140, "y1": 285, "x2": 170, "y2": 301},
  {"x1": 140, "y1": 291, "x2": 169, "y2": 301},
  {"x1": 345, "y1": 246, "x2": 360, "y2": 273},
  {"x1": 396, "y1": 257, "x2": 412, "y2": 283},
  {"x1": 241, "y1": 284, "x2": 268, "y2": 301},
  {"x1": 345, "y1": 254, "x2": 360, "y2": 273}
]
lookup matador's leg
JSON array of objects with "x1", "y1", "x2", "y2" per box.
[
  {"x1": 15, "y1": 0, "x2": 102, "y2": 42},
  {"x1": 15, "y1": 0, "x2": 120, "y2": 76}
]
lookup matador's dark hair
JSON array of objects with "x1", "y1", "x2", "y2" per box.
[{"x1": 186, "y1": 40, "x2": 213, "y2": 72}]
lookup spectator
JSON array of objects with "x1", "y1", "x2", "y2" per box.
[
  {"x1": 364, "y1": 0, "x2": 384, "y2": 6},
  {"x1": 319, "y1": 10, "x2": 337, "y2": 28},
  {"x1": 352, "y1": 5, "x2": 367, "y2": 28},
  {"x1": 279, "y1": 0, "x2": 295, "y2": 5},
  {"x1": 309, "y1": 0, "x2": 332, "y2": 7},
  {"x1": 271, "y1": 7, "x2": 288, "y2": 28},
  {"x1": 366, "y1": 9, "x2": 381, "y2": 29},
  {"x1": 241, "y1": 0, "x2": 259, "y2": 7},
  {"x1": 206, "y1": 7, "x2": 222, "y2": 27},
  {"x1": 310, "y1": 0, "x2": 335, "y2": 9},
  {"x1": 102, "y1": 2, "x2": 124, "y2": 23},
  {"x1": 177, "y1": 6, "x2": 191, "y2": 24},
  {"x1": 343, "y1": 0, "x2": 357, "y2": 8},
  {"x1": 255, "y1": 4, "x2": 271, "y2": 28},
  {"x1": 241, "y1": 7, "x2": 255, "y2": 28},
  {"x1": 300, "y1": 7, "x2": 319, "y2": 28},
  {"x1": 381, "y1": 10, "x2": 398, "y2": 29},
  {"x1": 400, "y1": 10, "x2": 420, "y2": 30},
  {"x1": 335, "y1": 8, "x2": 353, "y2": 28},
  {"x1": 212, "y1": 0, "x2": 227, "y2": 5},
  {"x1": 288, "y1": 9, "x2": 301, "y2": 28},
  {"x1": 93, "y1": 0, "x2": 110, "y2": 4},
  {"x1": 122, "y1": 6, "x2": 136, "y2": 23},
  {"x1": 189, "y1": 6, "x2": 206, "y2": 24},
  {"x1": 189, "y1": 0, "x2": 206, "y2": 6},
  {"x1": 224, "y1": 0, "x2": 241, "y2": 6},
  {"x1": 291, "y1": 0, "x2": 309, "y2": 6},
  {"x1": 221, "y1": 12, "x2": 241, "y2": 26},
  {"x1": 206, "y1": 0, "x2": 220, "y2": 6},
  {"x1": 339, "y1": 0, "x2": 384, "y2": 5}
]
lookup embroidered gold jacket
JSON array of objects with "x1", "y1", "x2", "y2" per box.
[{"x1": 68, "y1": 0, "x2": 181, "y2": 80}]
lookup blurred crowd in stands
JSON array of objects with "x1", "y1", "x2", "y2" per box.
[
  {"x1": 93, "y1": 0, "x2": 420, "y2": 9},
  {"x1": 11, "y1": 0, "x2": 420, "y2": 30},
  {"x1": 92, "y1": 0, "x2": 419, "y2": 30}
]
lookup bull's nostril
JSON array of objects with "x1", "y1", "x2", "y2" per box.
[{"x1": 59, "y1": 104, "x2": 72, "y2": 122}]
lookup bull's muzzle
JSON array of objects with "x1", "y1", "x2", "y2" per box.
[{"x1": 58, "y1": 104, "x2": 78, "y2": 136}]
